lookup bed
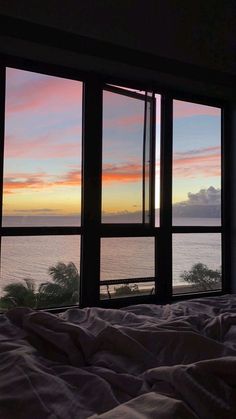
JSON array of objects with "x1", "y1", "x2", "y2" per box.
[{"x1": 1, "y1": 294, "x2": 236, "y2": 418}]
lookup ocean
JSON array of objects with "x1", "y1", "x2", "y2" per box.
[{"x1": 0, "y1": 216, "x2": 221, "y2": 295}]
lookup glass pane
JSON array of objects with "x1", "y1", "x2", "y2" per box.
[
  {"x1": 3, "y1": 68, "x2": 82, "y2": 227},
  {"x1": 173, "y1": 233, "x2": 222, "y2": 294},
  {"x1": 102, "y1": 88, "x2": 146, "y2": 223},
  {"x1": 0, "y1": 235, "x2": 80, "y2": 309},
  {"x1": 100, "y1": 237, "x2": 155, "y2": 299},
  {"x1": 173, "y1": 100, "x2": 221, "y2": 226}
]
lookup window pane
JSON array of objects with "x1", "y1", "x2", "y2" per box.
[
  {"x1": 173, "y1": 233, "x2": 222, "y2": 294},
  {"x1": 100, "y1": 237, "x2": 155, "y2": 298},
  {"x1": 0, "y1": 235, "x2": 80, "y2": 309},
  {"x1": 3, "y1": 68, "x2": 82, "y2": 227},
  {"x1": 102, "y1": 88, "x2": 147, "y2": 223},
  {"x1": 173, "y1": 100, "x2": 221, "y2": 226}
]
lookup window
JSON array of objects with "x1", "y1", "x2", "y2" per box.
[
  {"x1": 102, "y1": 86, "x2": 156, "y2": 224},
  {"x1": 0, "y1": 64, "x2": 226, "y2": 311},
  {"x1": 0, "y1": 67, "x2": 82, "y2": 309},
  {"x1": 173, "y1": 233, "x2": 222, "y2": 294},
  {"x1": 172, "y1": 100, "x2": 221, "y2": 226},
  {"x1": 100, "y1": 237, "x2": 155, "y2": 299},
  {"x1": 172, "y1": 100, "x2": 222, "y2": 294}
]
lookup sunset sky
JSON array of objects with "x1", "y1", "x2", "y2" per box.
[
  {"x1": 3, "y1": 68, "x2": 221, "y2": 219},
  {"x1": 3, "y1": 68, "x2": 82, "y2": 217},
  {"x1": 173, "y1": 99, "x2": 221, "y2": 204}
]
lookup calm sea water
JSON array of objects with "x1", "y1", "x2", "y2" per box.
[{"x1": 0, "y1": 216, "x2": 221, "y2": 294}]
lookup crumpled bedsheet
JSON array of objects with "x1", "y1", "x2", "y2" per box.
[{"x1": 0, "y1": 294, "x2": 236, "y2": 419}]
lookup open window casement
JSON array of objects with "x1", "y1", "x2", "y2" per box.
[{"x1": 102, "y1": 85, "x2": 156, "y2": 225}]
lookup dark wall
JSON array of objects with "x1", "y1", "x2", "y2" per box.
[
  {"x1": 230, "y1": 105, "x2": 236, "y2": 292},
  {"x1": 0, "y1": 0, "x2": 235, "y2": 74}
]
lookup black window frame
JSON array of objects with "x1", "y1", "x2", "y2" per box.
[
  {"x1": 170, "y1": 95, "x2": 225, "y2": 300},
  {"x1": 0, "y1": 56, "x2": 230, "y2": 311}
]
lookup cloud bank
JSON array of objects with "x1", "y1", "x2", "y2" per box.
[{"x1": 173, "y1": 186, "x2": 221, "y2": 218}]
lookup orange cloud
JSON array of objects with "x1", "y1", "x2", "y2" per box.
[
  {"x1": 3, "y1": 144, "x2": 220, "y2": 196},
  {"x1": 54, "y1": 170, "x2": 81, "y2": 186},
  {"x1": 3, "y1": 169, "x2": 82, "y2": 194},
  {"x1": 3, "y1": 161, "x2": 143, "y2": 195},
  {"x1": 102, "y1": 163, "x2": 142, "y2": 183},
  {"x1": 3, "y1": 172, "x2": 50, "y2": 193}
]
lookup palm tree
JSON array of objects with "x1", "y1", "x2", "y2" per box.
[
  {"x1": 180, "y1": 263, "x2": 221, "y2": 291},
  {"x1": 0, "y1": 262, "x2": 80, "y2": 310},
  {"x1": 38, "y1": 262, "x2": 79, "y2": 308},
  {"x1": 0, "y1": 277, "x2": 37, "y2": 309}
]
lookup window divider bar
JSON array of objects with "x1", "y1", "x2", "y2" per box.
[
  {"x1": 0, "y1": 67, "x2": 5, "y2": 269},
  {"x1": 158, "y1": 95, "x2": 173, "y2": 302},
  {"x1": 80, "y1": 80, "x2": 102, "y2": 307},
  {"x1": 142, "y1": 92, "x2": 156, "y2": 225},
  {"x1": 104, "y1": 84, "x2": 151, "y2": 102},
  {"x1": 150, "y1": 93, "x2": 156, "y2": 227},
  {"x1": 222, "y1": 104, "x2": 231, "y2": 293},
  {"x1": 100, "y1": 224, "x2": 157, "y2": 237},
  {"x1": 142, "y1": 92, "x2": 147, "y2": 223},
  {"x1": 0, "y1": 67, "x2": 5, "y2": 227}
]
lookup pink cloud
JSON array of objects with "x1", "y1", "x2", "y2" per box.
[
  {"x1": 4, "y1": 125, "x2": 82, "y2": 159},
  {"x1": 6, "y1": 71, "x2": 83, "y2": 115},
  {"x1": 104, "y1": 114, "x2": 143, "y2": 129},
  {"x1": 173, "y1": 100, "x2": 221, "y2": 118},
  {"x1": 174, "y1": 146, "x2": 220, "y2": 157},
  {"x1": 173, "y1": 147, "x2": 221, "y2": 178},
  {"x1": 5, "y1": 137, "x2": 81, "y2": 159}
]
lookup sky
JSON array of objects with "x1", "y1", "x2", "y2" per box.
[
  {"x1": 2, "y1": 68, "x2": 221, "y2": 221},
  {"x1": 173, "y1": 99, "x2": 221, "y2": 205},
  {"x1": 3, "y1": 68, "x2": 82, "y2": 218}
]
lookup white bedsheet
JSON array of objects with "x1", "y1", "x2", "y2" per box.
[{"x1": 0, "y1": 295, "x2": 236, "y2": 418}]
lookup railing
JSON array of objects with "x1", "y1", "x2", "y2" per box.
[{"x1": 100, "y1": 277, "x2": 155, "y2": 299}]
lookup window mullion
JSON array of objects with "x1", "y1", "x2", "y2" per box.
[
  {"x1": 0, "y1": 67, "x2": 6, "y2": 273},
  {"x1": 222, "y1": 104, "x2": 231, "y2": 294},
  {"x1": 80, "y1": 80, "x2": 102, "y2": 307},
  {"x1": 0, "y1": 67, "x2": 5, "y2": 228},
  {"x1": 143, "y1": 92, "x2": 156, "y2": 225},
  {"x1": 150, "y1": 93, "x2": 156, "y2": 227},
  {"x1": 158, "y1": 95, "x2": 173, "y2": 302}
]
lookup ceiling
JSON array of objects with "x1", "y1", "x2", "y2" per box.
[{"x1": 0, "y1": 0, "x2": 235, "y2": 75}]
